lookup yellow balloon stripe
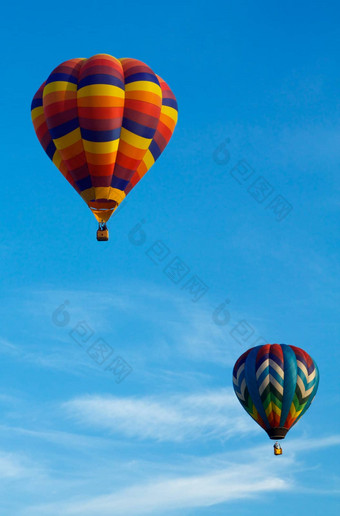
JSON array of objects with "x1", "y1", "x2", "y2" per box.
[
  {"x1": 52, "y1": 149, "x2": 64, "y2": 169},
  {"x1": 81, "y1": 186, "x2": 126, "y2": 204},
  {"x1": 162, "y1": 106, "x2": 178, "y2": 123},
  {"x1": 124, "y1": 80, "x2": 161, "y2": 96},
  {"x1": 31, "y1": 105, "x2": 44, "y2": 122},
  {"x1": 43, "y1": 81, "x2": 78, "y2": 95},
  {"x1": 77, "y1": 84, "x2": 125, "y2": 99},
  {"x1": 82, "y1": 139, "x2": 120, "y2": 154},
  {"x1": 119, "y1": 127, "x2": 153, "y2": 151},
  {"x1": 53, "y1": 128, "x2": 82, "y2": 151},
  {"x1": 142, "y1": 149, "x2": 155, "y2": 170}
]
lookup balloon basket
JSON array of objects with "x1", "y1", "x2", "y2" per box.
[
  {"x1": 97, "y1": 229, "x2": 109, "y2": 241},
  {"x1": 274, "y1": 448, "x2": 282, "y2": 455}
]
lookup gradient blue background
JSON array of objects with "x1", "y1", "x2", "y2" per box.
[{"x1": 0, "y1": 1, "x2": 339, "y2": 514}]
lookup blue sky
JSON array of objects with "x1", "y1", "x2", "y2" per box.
[{"x1": 0, "y1": 0, "x2": 339, "y2": 514}]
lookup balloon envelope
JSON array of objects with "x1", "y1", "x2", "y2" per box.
[
  {"x1": 232, "y1": 344, "x2": 319, "y2": 439},
  {"x1": 31, "y1": 54, "x2": 178, "y2": 223}
]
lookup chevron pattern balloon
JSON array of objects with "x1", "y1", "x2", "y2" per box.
[{"x1": 232, "y1": 344, "x2": 319, "y2": 439}]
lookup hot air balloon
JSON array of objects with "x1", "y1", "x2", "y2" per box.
[
  {"x1": 232, "y1": 344, "x2": 319, "y2": 454},
  {"x1": 31, "y1": 54, "x2": 178, "y2": 241}
]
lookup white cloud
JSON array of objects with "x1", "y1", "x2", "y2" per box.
[
  {"x1": 31, "y1": 283, "x2": 248, "y2": 363},
  {"x1": 23, "y1": 455, "x2": 291, "y2": 515},
  {"x1": 1, "y1": 283, "x2": 260, "y2": 379},
  {"x1": 0, "y1": 337, "x2": 18, "y2": 351},
  {"x1": 288, "y1": 434, "x2": 340, "y2": 452},
  {"x1": 5, "y1": 431, "x2": 340, "y2": 516},
  {"x1": 0, "y1": 334, "x2": 98, "y2": 376},
  {"x1": 0, "y1": 424, "x2": 112, "y2": 450},
  {"x1": 63, "y1": 390, "x2": 254, "y2": 442},
  {"x1": 0, "y1": 451, "x2": 37, "y2": 479}
]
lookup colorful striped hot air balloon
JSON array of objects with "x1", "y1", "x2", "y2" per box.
[
  {"x1": 232, "y1": 344, "x2": 319, "y2": 450},
  {"x1": 31, "y1": 54, "x2": 178, "y2": 240}
]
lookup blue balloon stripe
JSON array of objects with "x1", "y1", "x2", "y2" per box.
[
  {"x1": 45, "y1": 73, "x2": 78, "y2": 85},
  {"x1": 295, "y1": 352, "x2": 308, "y2": 369},
  {"x1": 269, "y1": 351, "x2": 284, "y2": 369},
  {"x1": 297, "y1": 368, "x2": 308, "y2": 387},
  {"x1": 78, "y1": 74, "x2": 125, "y2": 90},
  {"x1": 245, "y1": 346, "x2": 271, "y2": 429},
  {"x1": 124, "y1": 72, "x2": 159, "y2": 85},
  {"x1": 149, "y1": 140, "x2": 162, "y2": 161},
  {"x1": 46, "y1": 140, "x2": 56, "y2": 160},
  {"x1": 49, "y1": 118, "x2": 79, "y2": 140},
  {"x1": 81, "y1": 127, "x2": 121, "y2": 142},
  {"x1": 256, "y1": 352, "x2": 270, "y2": 369},
  {"x1": 297, "y1": 368, "x2": 317, "y2": 391},
  {"x1": 122, "y1": 118, "x2": 155, "y2": 139},
  {"x1": 269, "y1": 366, "x2": 284, "y2": 387},
  {"x1": 296, "y1": 367, "x2": 320, "y2": 421},
  {"x1": 234, "y1": 370, "x2": 246, "y2": 397},
  {"x1": 279, "y1": 344, "x2": 298, "y2": 426},
  {"x1": 111, "y1": 176, "x2": 128, "y2": 190},
  {"x1": 76, "y1": 175, "x2": 92, "y2": 191},
  {"x1": 162, "y1": 98, "x2": 178, "y2": 110},
  {"x1": 257, "y1": 366, "x2": 270, "y2": 387},
  {"x1": 31, "y1": 97, "x2": 43, "y2": 109}
]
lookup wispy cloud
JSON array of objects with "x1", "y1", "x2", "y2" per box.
[
  {"x1": 1, "y1": 283, "x2": 263, "y2": 382},
  {"x1": 0, "y1": 337, "x2": 17, "y2": 351},
  {"x1": 63, "y1": 390, "x2": 256, "y2": 442},
  {"x1": 0, "y1": 333, "x2": 99, "y2": 376},
  {"x1": 0, "y1": 424, "x2": 113, "y2": 450},
  {"x1": 288, "y1": 434, "x2": 340, "y2": 452},
  {"x1": 43, "y1": 283, "x2": 250, "y2": 366},
  {"x1": 5, "y1": 431, "x2": 340, "y2": 516},
  {"x1": 23, "y1": 453, "x2": 291, "y2": 515},
  {"x1": 241, "y1": 434, "x2": 340, "y2": 459},
  {"x1": 0, "y1": 451, "x2": 39, "y2": 480}
]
